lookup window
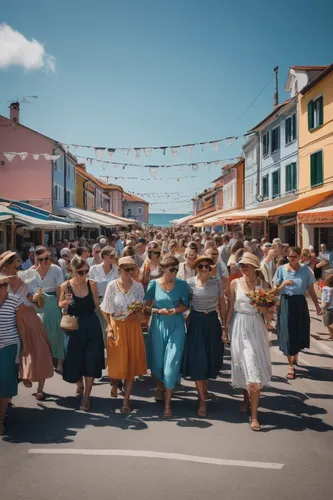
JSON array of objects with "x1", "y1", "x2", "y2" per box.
[
  {"x1": 310, "y1": 151, "x2": 323, "y2": 187},
  {"x1": 65, "y1": 190, "x2": 71, "y2": 206},
  {"x1": 262, "y1": 132, "x2": 269, "y2": 157},
  {"x1": 308, "y1": 96, "x2": 323, "y2": 130},
  {"x1": 262, "y1": 175, "x2": 269, "y2": 198},
  {"x1": 127, "y1": 208, "x2": 132, "y2": 216},
  {"x1": 245, "y1": 177, "x2": 255, "y2": 206},
  {"x1": 67, "y1": 164, "x2": 72, "y2": 179},
  {"x1": 272, "y1": 170, "x2": 280, "y2": 198},
  {"x1": 285, "y1": 114, "x2": 297, "y2": 144},
  {"x1": 137, "y1": 206, "x2": 143, "y2": 215},
  {"x1": 271, "y1": 126, "x2": 280, "y2": 153},
  {"x1": 53, "y1": 184, "x2": 61, "y2": 202},
  {"x1": 286, "y1": 162, "x2": 297, "y2": 192}
]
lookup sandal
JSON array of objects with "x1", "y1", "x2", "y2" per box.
[
  {"x1": 154, "y1": 389, "x2": 165, "y2": 402},
  {"x1": 120, "y1": 401, "x2": 132, "y2": 415},
  {"x1": 163, "y1": 407, "x2": 173, "y2": 419},
  {"x1": 23, "y1": 379, "x2": 33, "y2": 388},
  {"x1": 36, "y1": 391, "x2": 46, "y2": 401},
  {"x1": 197, "y1": 402, "x2": 207, "y2": 418},
  {"x1": 250, "y1": 418, "x2": 261, "y2": 431},
  {"x1": 80, "y1": 398, "x2": 91, "y2": 412},
  {"x1": 287, "y1": 367, "x2": 296, "y2": 380}
]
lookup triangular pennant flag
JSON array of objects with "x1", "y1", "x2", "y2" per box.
[
  {"x1": 171, "y1": 147, "x2": 179, "y2": 157},
  {"x1": 192, "y1": 164, "x2": 199, "y2": 171},
  {"x1": 212, "y1": 141, "x2": 220, "y2": 152},
  {"x1": 187, "y1": 145, "x2": 194, "y2": 154},
  {"x1": 4, "y1": 153, "x2": 16, "y2": 162},
  {"x1": 32, "y1": 154, "x2": 40, "y2": 160},
  {"x1": 48, "y1": 154, "x2": 61, "y2": 161},
  {"x1": 201, "y1": 143, "x2": 205, "y2": 152},
  {"x1": 19, "y1": 152, "x2": 29, "y2": 161},
  {"x1": 161, "y1": 147, "x2": 167, "y2": 156},
  {"x1": 149, "y1": 166, "x2": 158, "y2": 178},
  {"x1": 95, "y1": 148, "x2": 105, "y2": 161},
  {"x1": 120, "y1": 148, "x2": 131, "y2": 156},
  {"x1": 108, "y1": 148, "x2": 115, "y2": 158},
  {"x1": 144, "y1": 148, "x2": 152, "y2": 157},
  {"x1": 135, "y1": 148, "x2": 141, "y2": 159}
]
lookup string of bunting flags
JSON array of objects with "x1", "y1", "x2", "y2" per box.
[
  {"x1": 1, "y1": 152, "x2": 61, "y2": 162},
  {"x1": 62, "y1": 132, "x2": 250, "y2": 159}
]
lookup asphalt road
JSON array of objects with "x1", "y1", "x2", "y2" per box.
[{"x1": 1, "y1": 307, "x2": 333, "y2": 500}]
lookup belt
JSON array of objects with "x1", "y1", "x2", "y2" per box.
[{"x1": 193, "y1": 309, "x2": 217, "y2": 315}]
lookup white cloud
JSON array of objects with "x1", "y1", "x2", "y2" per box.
[{"x1": 0, "y1": 24, "x2": 55, "y2": 72}]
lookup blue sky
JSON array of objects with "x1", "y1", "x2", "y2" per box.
[{"x1": 1, "y1": 0, "x2": 332, "y2": 213}]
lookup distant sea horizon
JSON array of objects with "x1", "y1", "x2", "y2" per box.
[{"x1": 148, "y1": 213, "x2": 190, "y2": 227}]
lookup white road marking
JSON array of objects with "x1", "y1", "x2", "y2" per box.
[{"x1": 28, "y1": 449, "x2": 284, "y2": 470}]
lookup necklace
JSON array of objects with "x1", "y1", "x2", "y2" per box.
[{"x1": 117, "y1": 279, "x2": 132, "y2": 294}]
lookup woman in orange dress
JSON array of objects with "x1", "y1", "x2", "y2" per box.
[{"x1": 101, "y1": 257, "x2": 147, "y2": 414}]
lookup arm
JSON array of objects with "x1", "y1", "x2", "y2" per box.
[
  {"x1": 218, "y1": 295, "x2": 226, "y2": 324},
  {"x1": 89, "y1": 280, "x2": 101, "y2": 311},
  {"x1": 308, "y1": 284, "x2": 321, "y2": 315},
  {"x1": 225, "y1": 280, "x2": 236, "y2": 334},
  {"x1": 16, "y1": 304, "x2": 28, "y2": 355},
  {"x1": 58, "y1": 282, "x2": 71, "y2": 309}
]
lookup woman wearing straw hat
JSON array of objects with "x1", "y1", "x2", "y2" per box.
[
  {"x1": 226, "y1": 252, "x2": 272, "y2": 432},
  {"x1": 182, "y1": 255, "x2": 225, "y2": 417},
  {"x1": 101, "y1": 257, "x2": 147, "y2": 414},
  {"x1": 0, "y1": 252, "x2": 53, "y2": 401}
]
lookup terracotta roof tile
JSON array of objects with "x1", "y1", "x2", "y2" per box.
[
  {"x1": 250, "y1": 99, "x2": 293, "y2": 131},
  {"x1": 123, "y1": 192, "x2": 148, "y2": 204},
  {"x1": 290, "y1": 65, "x2": 328, "y2": 71}
]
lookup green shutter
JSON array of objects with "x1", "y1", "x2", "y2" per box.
[
  {"x1": 286, "y1": 165, "x2": 291, "y2": 192},
  {"x1": 292, "y1": 163, "x2": 297, "y2": 190},
  {"x1": 292, "y1": 114, "x2": 297, "y2": 141},
  {"x1": 317, "y1": 151, "x2": 323, "y2": 184},
  {"x1": 318, "y1": 96, "x2": 324, "y2": 126},
  {"x1": 308, "y1": 100, "x2": 314, "y2": 130},
  {"x1": 310, "y1": 154, "x2": 316, "y2": 186}
]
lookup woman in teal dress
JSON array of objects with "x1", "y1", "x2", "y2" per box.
[{"x1": 144, "y1": 256, "x2": 189, "y2": 418}]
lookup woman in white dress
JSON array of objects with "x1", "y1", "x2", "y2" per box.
[
  {"x1": 88, "y1": 246, "x2": 118, "y2": 304},
  {"x1": 226, "y1": 252, "x2": 272, "y2": 432},
  {"x1": 177, "y1": 248, "x2": 197, "y2": 281}
]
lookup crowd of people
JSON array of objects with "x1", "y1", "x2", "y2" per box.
[{"x1": 0, "y1": 227, "x2": 331, "y2": 436}]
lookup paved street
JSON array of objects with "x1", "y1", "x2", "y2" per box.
[{"x1": 1, "y1": 308, "x2": 333, "y2": 500}]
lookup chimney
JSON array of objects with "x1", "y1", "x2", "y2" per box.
[
  {"x1": 274, "y1": 66, "x2": 279, "y2": 107},
  {"x1": 9, "y1": 102, "x2": 20, "y2": 123}
]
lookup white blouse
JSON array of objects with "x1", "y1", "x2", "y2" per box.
[
  {"x1": 177, "y1": 262, "x2": 195, "y2": 281},
  {"x1": 88, "y1": 264, "x2": 119, "y2": 299},
  {"x1": 101, "y1": 280, "x2": 144, "y2": 317},
  {"x1": 30, "y1": 264, "x2": 64, "y2": 293}
]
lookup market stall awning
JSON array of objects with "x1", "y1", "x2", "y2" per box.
[
  {"x1": 96, "y1": 209, "x2": 136, "y2": 225},
  {"x1": 0, "y1": 212, "x2": 11, "y2": 223},
  {"x1": 57, "y1": 207, "x2": 127, "y2": 227},
  {"x1": 298, "y1": 205, "x2": 333, "y2": 223},
  {"x1": 170, "y1": 214, "x2": 194, "y2": 226},
  {"x1": 0, "y1": 204, "x2": 75, "y2": 230}
]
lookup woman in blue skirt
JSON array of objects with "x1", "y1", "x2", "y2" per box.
[
  {"x1": 274, "y1": 246, "x2": 321, "y2": 380},
  {"x1": 144, "y1": 256, "x2": 189, "y2": 418},
  {"x1": 183, "y1": 256, "x2": 226, "y2": 417}
]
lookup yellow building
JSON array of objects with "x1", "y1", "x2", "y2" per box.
[{"x1": 297, "y1": 64, "x2": 333, "y2": 247}]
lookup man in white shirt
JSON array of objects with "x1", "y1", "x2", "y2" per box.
[
  {"x1": 58, "y1": 248, "x2": 70, "y2": 279},
  {"x1": 134, "y1": 238, "x2": 147, "y2": 268}
]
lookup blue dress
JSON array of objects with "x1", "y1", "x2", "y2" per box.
[{"x1": 144, "y1": 278, "x2": 189, "y2": 390}]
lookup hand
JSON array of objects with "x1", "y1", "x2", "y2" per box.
[
  {"x1": 316, "y1": 305, "x2": 322, "y2": 316},
  {"x1": 65, "y1": 293, "x2": 73, "y2": 305},
  {"x1": 282, "y1": 280, "x2": 294, "y2": 287},
  {"x1": 106, "y1": 325, "x2": 115, "y2": 340},
  {"x1": 161, "y1": 308, "x2": 174, "y2": 316}
]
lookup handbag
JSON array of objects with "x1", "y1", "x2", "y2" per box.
[
  {"x1": 60, "y1": 282, "x2": 79, "y2": 332},
  {"x1": 35, "y1": 289, "x2": 44, "y2": 309}
]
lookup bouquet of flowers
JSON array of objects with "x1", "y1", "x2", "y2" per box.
[
  {"x1": 246, "y1": 289, "x2": 279, "y2": 323},
  {"x1": 128, "y1": 300, "x2": 143, "y2": 313}
]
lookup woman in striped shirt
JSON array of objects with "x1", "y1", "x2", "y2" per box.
[{"x1": 0, "y1": 273, "x2": 25, "y2": 435}]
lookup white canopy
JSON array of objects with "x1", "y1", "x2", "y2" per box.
[
  {"x1": 57, "y1": 207, "x2": 129, "y2": 227},
  {"x1": 0, "y1": 204, "x2": 76, "y2": 230}
]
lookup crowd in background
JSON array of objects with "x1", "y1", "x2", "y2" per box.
[{"x1": 0, "y1": 225, "x2": 331, "y2": 436}]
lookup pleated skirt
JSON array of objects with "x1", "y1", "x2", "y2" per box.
[
  {"x1": 36, "y1": 292, "x2": 64, "y2": 360},
  {"x1": 276, "y1": 294, "x2": 310, "y2": 356}
]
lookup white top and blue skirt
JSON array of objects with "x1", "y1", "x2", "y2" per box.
[
  {"x1": 182, "y1": 277, "x2": 224, "y2": 381},
  {"x1": 31, "y1": 265, "x2": 65, "y2": 361},
  {"x1": 274, "y1": 265, "x2": 316, "y2": 356},
  {"x1": 144, "y1": 278, "x2": 189, "y2": 390}
]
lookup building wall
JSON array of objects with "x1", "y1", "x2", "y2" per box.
[
  {"x1": 236, "y1": 159, "x2": 245, "y2": 208},
  {"x1": 123, "y1": 201, "x2": 147, "y2": 222},
  {"x1": 0, "y1": 120, "x2": 53, "y2": 210},
  {"x1": 259, "y1": 103, "x2": 298, "y2": 200},
  {"x1": 76, "y1": 173, "x2": 85, "y2": 209},
  {"x1": 110, "y1": 190, "x2": 123, "y2": 216},
  {"x1": 243, "y1": 136, "x2": 259, "y2": 209},
  {"x1": 298, "y1": 72, "x2": 333, "y2": 196},
  {"x1": 53, "y1": 150, "x2": 76, "y2": 210}
]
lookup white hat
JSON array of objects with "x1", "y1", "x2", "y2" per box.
[{"x1": 60, "y1": 248, "x2": 70, "y2": 257}]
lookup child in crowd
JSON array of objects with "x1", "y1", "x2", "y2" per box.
[{"x1": 321, "y1": 273, "x2": 333, "y2": 341}]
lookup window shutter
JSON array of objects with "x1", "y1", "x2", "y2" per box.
[
  {"x1": 308, "y1": 100, "x2": 314, "y2": 129},
  {"x1": 292, "y1": 163, "x2": 297, "y2": 190},
  {"x1": 292, "y1": 114, "x2": 297, "y2": 140},
  {"x1": 286, "y1": 165, "x2": 291, "y2": 192},
  {"x1": 317, "y1": 151, "x2": 323, "y2": 184},
  {"x1": 285, "y1": 119, "x2": 289, "y2": 144},
  {"x1": 318, "y1": 96, "x2": 324, "y2": 126},
  {"x1": 310, "y1": 154, "x2": 316, "y2": 186}
]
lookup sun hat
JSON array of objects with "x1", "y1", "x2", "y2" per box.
[
  {"x1": 0, "y1": 251, "x2": 17, "y2": 270},
  {"x1": 193, "y1": 255, "x2": 214, "y2": 268},
  {"x1": 118, "y1": 256, "x2": 136, "y2": 267},
  {"x1": 238, "y1": 252, "x2": 260, "y2": 269}
]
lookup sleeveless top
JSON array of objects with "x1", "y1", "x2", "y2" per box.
[
  {"x1": 68, "y1": 281, "x2": 96, "y2": 318},
  {"x1": 234, "y1": 279, "x2": 261, "y2": 315}
]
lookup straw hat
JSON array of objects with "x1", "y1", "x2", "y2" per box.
[
  {"x1": 0, "y1": 251, "x2": 17, "y2": 270},
  {"x1": 238, "y1": 252, "x2": 260, "y2": 269},
  {"x1": 193, "y1": 255, "x2": 214, "y2": 268},
  {"x1": 118, "y1": 256, "x2": 136, "y2": 267}
]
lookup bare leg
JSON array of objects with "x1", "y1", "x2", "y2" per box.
[
  {"x1": 154, "y1": 379, "x2": 165, "y2": 402},
  {"x1": 195, "y1": 380, "x2": 207, "y2": 417},
  {"x1": 121, "y1": 379, "x2": 134, "y2": 414},
  {"x1": 328, "y1": 326, "x2": 333, "y2": 339},
  {"x1": 240, "y1": 389, "x2": 250, "y2": 413},
  {"x1": 249, "y1": 389, "x2": 261, "y2": 431},
  {"x1": 287, "y1": 355, "x2": 296, "y2": 379},
  {"x1": 81, "y1": 376, "x2": 94, "y2": 410},
  {"x1": 36, "y1": 380, "x2": 46, "y2": 400},
  {"x1": 56, "y1": 359, "x2": 63, "y2": 373},
  {"x1": 164, "y1": 389, "x2": 173, "y2": 418},
  {"x1": 76, "y1": 377, "x2": 84, "y2": 396}
]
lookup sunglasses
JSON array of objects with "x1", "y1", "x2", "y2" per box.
[
  {"x1": 167, "y1": 267, "x2": 179, "y2": 274},
  {"x1": 0, "y1": 282, "x2": 9, "y2": 289},
  {"x1": 150, "y1": 251, "x2": 160, "y2": 256},
  {"x1": 123, "y1": 267, "x2": 136, "y2": 273},
  {"x1": 198, "y1": 264, "x2": 211, "y2": 270},
  {"x1": 76, "y1": 270, "x2": 89, "y2": 276},
  {"x1": 38, "y1": 256, "x2": 50, "y2": 263},
  {"x1": 288, "y1": 255, "x2": 299, "y2": 259},
  {"x1": 239, "y1": 263, "x2": 249, "y2": 268}
]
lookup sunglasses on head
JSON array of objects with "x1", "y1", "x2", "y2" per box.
[
  {"x1": 123, "y1": 267, "x2": 136, "y2": 273},
  {"x1": 198, "y1": 264, "x2": 211, "y2": 270},
  {"x1": 38, "y1": 256, "x2": 50, "y2": 263},
  {"x1": 76, "y1": 270, "x2": 89, "y2": 276},
  {"x1": 0, "y1": 282, "x2": 9, "y2": 289},
  {"x1": 167, "y1": 267, "x2": 179, "y2": 274}
]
